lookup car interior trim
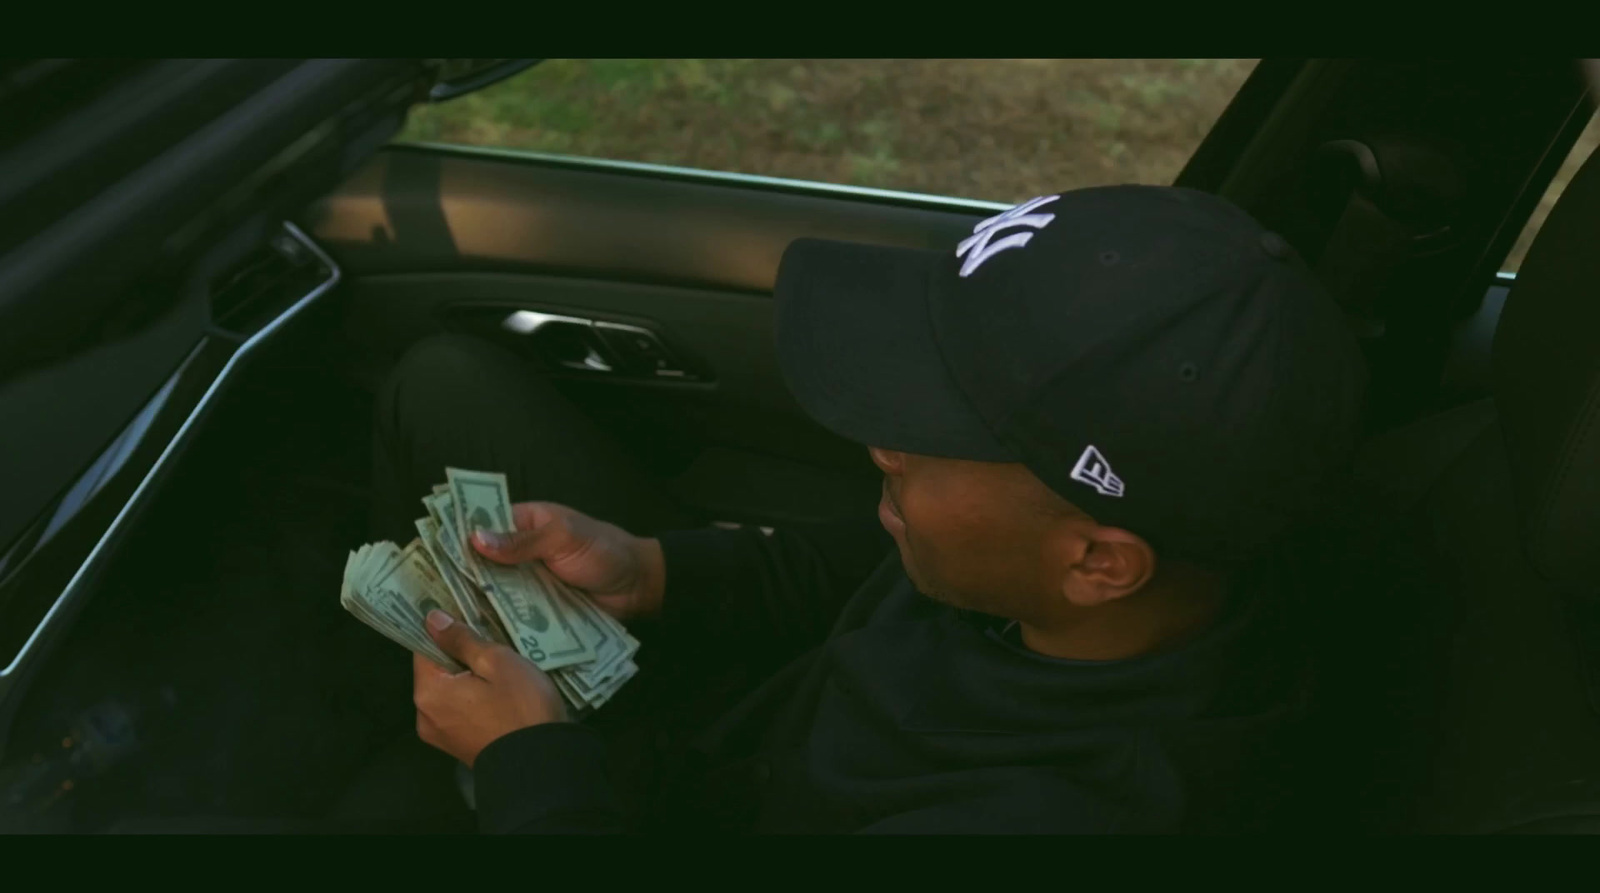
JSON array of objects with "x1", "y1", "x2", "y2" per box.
[
  {"x1": 393, "y1": 141, "x2": 1016, "y2": 215},
  {"x1": 0, "y1": 222, "x2": 340, "y2": 685}
]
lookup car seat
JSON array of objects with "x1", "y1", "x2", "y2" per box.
[{"x1": 1295, "y1": 132, "x2": 1600, "y2": 833}]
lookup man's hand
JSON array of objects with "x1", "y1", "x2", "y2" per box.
[
  {"x1": 470, "y1": 501, "x2": 666, "y2": 622},
  {"x1": 413, "y1": 609, "x2": 567, "y2": 768}
]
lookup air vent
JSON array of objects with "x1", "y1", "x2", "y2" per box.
[{"x1": 208, "y1": 227, "x2": 331, "y2": 335}]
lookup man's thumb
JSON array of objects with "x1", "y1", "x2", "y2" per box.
[
  {"x1": 425, "y1": 609, "x2": 492, "y2": 672},
  {"x1": 472, "y1": 528, "x2": 534, "y2": 563}
]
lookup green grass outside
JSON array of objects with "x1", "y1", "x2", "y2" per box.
[{"x1": 400, "y1": 59, "x2": 1258, "y2": 203}]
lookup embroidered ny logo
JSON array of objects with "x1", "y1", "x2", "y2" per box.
[{"x1": 954, "y1": 194, "x2": 1060, "y2": 278}]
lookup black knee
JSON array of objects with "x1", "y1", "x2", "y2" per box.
[
  {"x1": 376, "y1": 334, "x2": 505, "y2": 446},
  {"x1": 370, "y1": 334, "x2": 512, "y2": 540}
]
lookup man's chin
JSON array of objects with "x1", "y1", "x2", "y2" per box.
[
  {"x1": 891, "y1": 540, "x2": 912, "y2": 576},
  {"x1": 896, "y1": 551, "x2": 952, "y2": 605},
  {"x1": 893, "y1": 542, "x2": 928, "y2": 591},
  {"x1": 890, "y1": 536, "x2": 961, "y2": 607}
]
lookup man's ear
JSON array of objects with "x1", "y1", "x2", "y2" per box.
[{"x1": 1059, "y1": 526, "x2": 1156, "y2": 608}]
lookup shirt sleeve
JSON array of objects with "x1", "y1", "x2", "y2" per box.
[
  {"x1": 472, "y1": 723, "x2": 624, "y2": 834},
  {"x1": 655, "y1": 515, "x2": 891, "y2": 658}
]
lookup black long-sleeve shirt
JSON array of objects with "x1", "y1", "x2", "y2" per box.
[{"x1": 472, "y1": 523, "x2": 1308, "y2": 834}]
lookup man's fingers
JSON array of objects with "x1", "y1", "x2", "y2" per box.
[
  {"x1": 425, "y1": 609, "x2": 498, "y2": 675},
  {"x1": 414, "y1": 651, "x2": 440, "y2": 681},
  {"x1": 414, "y1": 650, "x2": 463, "y2": 685},
  {"x1": 473, "y1": 502, "x2": 580, "y2": 565},
  {"x1": 510, "y1": 500, "x2": 578, "y2": 533},
  {"x1": 471, "y1": 526, "x2": 540, "y2": 563},
  {"x1": 472, "y1": 502, "x2": 553, "y2": 562}
]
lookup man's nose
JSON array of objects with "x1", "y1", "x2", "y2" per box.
[{"x1": 868, "y1": 446, "x2": 905, "y2": 475}]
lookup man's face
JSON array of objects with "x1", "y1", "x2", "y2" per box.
[{"x1": 870, "y1": 446, "x2": 1084, "y2": 620}]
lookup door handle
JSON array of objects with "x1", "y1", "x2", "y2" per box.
[
  {"x1": 495, "y1": 310, "x2": 705, "y2": 381},
  {"x1": 498, "y1": 311, "x2": 618, "y2": 373},
  {"x1": 500, "y1": 309, "x2": 595, "y2": 335},
  {"x1": 592, "y1": 321, "x2": 696, "y2": 379}
]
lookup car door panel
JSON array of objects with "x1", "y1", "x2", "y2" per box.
[
  {"x1": 0, "y1": 282, "x2": 208, "y2": 558},
  {"x1": 305, "y1": 145, "x2": 1003, "y2": 288},
  {"x1": 0, "y1": 224, "x2": 342, "y2": 760},
  {"x1": 343, "y1": 271, "x2": 889, "y2": 523},
  {"x1": 0, "y1": 58, "x2": 424, "y2": 761},
  {"x1": 305, "y1": 146, "x2": 1014, "y2": 524}
]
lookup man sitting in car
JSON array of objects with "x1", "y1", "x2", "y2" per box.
[{"x1": 377, "y1": 184, "x2": 1366, "y2": 833}]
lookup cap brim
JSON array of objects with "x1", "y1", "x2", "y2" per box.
[{"x1": 773, "y1": 238, "x2": 1014, "y2": 462}]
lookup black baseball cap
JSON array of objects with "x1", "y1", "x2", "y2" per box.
[{"x1": 773, "y1": 185, "x2": 1366, "y2": 568}]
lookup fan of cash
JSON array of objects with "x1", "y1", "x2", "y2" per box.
[{"x1": 340, "y1": 467, "x2": 639, "y2": 711}]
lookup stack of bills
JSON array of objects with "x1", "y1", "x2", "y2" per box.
[{"x1": 341, "y1": 468, "x2": 639, "y2": 711}]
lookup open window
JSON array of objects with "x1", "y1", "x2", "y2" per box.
[{"x1": 397, "y1": 59, "x2": 1260, "y2": 202}]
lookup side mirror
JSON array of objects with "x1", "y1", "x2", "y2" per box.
[{"x1": 427, "y1": 59, "x2": 543, "y2": 103}]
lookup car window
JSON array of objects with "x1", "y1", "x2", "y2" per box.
[
  {"x1": 396, "y1": 59, "x2": 1259, "y2": 203},
  {"x1": 1501, "y1": 109, "x2": 1599, "y2": 272}
]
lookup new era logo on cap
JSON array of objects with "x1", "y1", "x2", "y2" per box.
[{"x1": 1070, "y1": 445, "x2": 1125, "y2": 498}]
